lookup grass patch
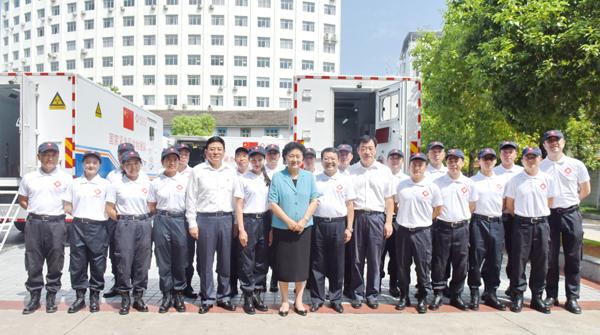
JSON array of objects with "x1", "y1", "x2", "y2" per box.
[
  {"x1": 581, "y1": 205, "x2": 600, "y2": 216},
  {"x1": 584, "y1": 239, "x2": 600, "y2": 247}
]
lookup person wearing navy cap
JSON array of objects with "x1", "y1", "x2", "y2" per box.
[
  {"x1": 336, "y1": 143, "x2": 354, "y2": 298},
  {"x1": 234, "y1": 146, "x2": 271, "y2": 314},
  {"x1": 425, "y1": 141, "x2": 447, "y2": 181},
  {"x1": 394, "y1": 153, "x2": 443, "y2": 313},
  {"x1": 230, "y1": 146, "x2": 250, "y2": 298},
  {"x1": 303, "y1": 148, "x2": 319, "y2": 174},
  {"x1": 336, "y1": 144, "x2": 354, "y2": 175},
  {"x1": 430, "y1": 149, "x2": 477, "y2": 311},
  {"x1": 265, "y1": 144, "x2": 283, "y2": 179},
  {"x1": 62, "y1": 151, "x2": 110, "y2": 313},
  {"x1": 105, "y1": 150, "x2": 153, "y2": 315},
  {"x1": 540, "y1": 130, "x2": 591, "y2": 314},
  {"x1": 467, "y1": 148, "x2": 507, "y2": 311},
  {"x1": 19, "y1": 142, "x2": 72, "y2": 314}
]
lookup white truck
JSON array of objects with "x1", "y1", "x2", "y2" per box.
[
  {"x1": 0, "y1": 72, "x2": 163, "y2": 238},
  {"x1": 291, "y1": 75, "x2": 422, "y2": 167}
]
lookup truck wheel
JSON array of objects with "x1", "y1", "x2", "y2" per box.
[{"x1": 13, "y1": 221, "x2": 25, "y2": 232}]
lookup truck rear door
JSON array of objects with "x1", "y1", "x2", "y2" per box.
[
  {"x1": 374, "y1": 82, "x2": 403, "y2": 162},
  {"x1": 19, "y1": 75, "x2": 38, "y2": 176}
]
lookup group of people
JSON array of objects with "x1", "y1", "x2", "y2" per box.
[{"x1": 17, "y1": 129, "x2": 591, "y2": 317}]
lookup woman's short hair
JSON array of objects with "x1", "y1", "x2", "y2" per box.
[{"x1": 282, "y1": 141, "x2": 306, "y2": 158}]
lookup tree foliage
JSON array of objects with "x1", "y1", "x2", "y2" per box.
[
  {"x1": 413, "y1": 0, "x2": 600, "y2": 173},
  {"x1": 171, "y1": 114, "x2": 216, "y2": 136}
]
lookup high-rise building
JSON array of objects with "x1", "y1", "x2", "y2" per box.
[{"x1": 1, "y1": 0, "x2": 341, "y2": 112}]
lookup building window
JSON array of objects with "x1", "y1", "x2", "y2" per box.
[
  {"x1": 210, "y1": 95, "x2": 223, "y2": 106},
  {"x1": 279, "y1": 78, "x2": 292, "y2": 89},
  {"x1": 211, "y1": 35, "x2": 224, "y2": 46},
  {"x1": 234, "y1": 0, "x2": 247, "y2": 6},
  {"x1": 256, "y1": 77, "x2": 270, "y2": 88},
  {"x1": 51, "y1": 24, "x2": 59, "y2": 34},
  {"x1": 37, "y1": 9, "x2": 45, "y2": 18},
  {"x1": 279, "y1": 98, "x2": 292, "y2": 108},
  {"x1": 257, "y1": 37, "x2": 270, "y2": 48},
  {"x1": 165, "y1": 95, "x2": 178, "y2": 105},
  {"x1": 302, "y1": 21, "x2": 315, "y2": 32},
  {"x1": 102, "y1": 56, "x2": 113, "y2": 67},
  {"x1": 233, "y1": 76, "x2": 247, "y2": 87},
  {"x1": 256, "y1": 97, "x2": 269, "y2": 107},
  {"x1": 302, "y1": 40, "x2": 314, "y2": 51},
  {"x1": 234, "y1": 35, "x2": 247, "y2": 47},
  {"x1": 123, "y1": 36, "x2": 134, "y2": 46},
  {"x1": 122, "y1": 75, "x2": 134, "y2": 86},
  {"x1": 165, "y1": 35, "x2": 178, "y2": 45},
  {"x1": 257, "y1": 57, "x2": 270, "y2": 68},
  {"x1": 257, "y1": 0, "x2": 270, "y2": 7},
  {"x1": 234, "y1": 16, "x2": 247, "y2": 27},
  {"x1": 280, "y1": 19, "x2": 293, "y2": 30},
  {"x1": 324, "y1": 4, "x2": 336, "y2": 15},
  {"x1": 302, "y1": 60, "x2": 314, "y2": 71},
  {"x1": 36, "y1": 64, "x2": 44, "y2": 72},
  {"x1": 324, "y1": 41, "x2": 336, "y2": 54},
  {"x1": 145, "y1": 0, "x2": 157, "y2": 5},
  {"x1": 188, "y1": 95, "x2": 200, "y2": 106},
  {"x1": 143, "y1": 75, "x2": 155, "y2": 85},
  {"x1": 83, "y1": 58, "x2": 94, "y2": 68},
  {"x1": 102, "y1": 76, "x2": 113, "y2": 86},
  {"x1": 188, "y1": 75, "x2": 201, "y2": 85},
  {"x1": 102, "y1": 37, "x2": 113, "y2": 48},
  {"x1": 281, "y1": 0, "x2": 293, "y2": 10},
  {"x1": 167, "y1": 0, "x2": 179, "y2": 4},
  {"x1": 188, "y1": 55, "x2": 201, "y2": 65},
  {"x1": 85, "y1": 0, "x2": 95, "y2": 10},
  {"x1": 144, "y1": 15, "x2": 156, "y2": 26},
  {"x1": 323, "y1": 62, "x2": 335, "y2": 73},
  {"x1": 104, "y1": 0, "x2": 114, "y2": 9},
  {"x1": 122, "y1": 55, "x2": 134, "y2": 66},
  {"x1": 212, "y1": 0, "x2": 224, "y2": 5},
  {"x1": 165, "y1": 54, "x2": 178, "y2": 65},
  {"x1": 52, "y1": 5, "x2": 60, "y2": 16},
  {"x1": 280, "y1": 39, "x2": 293, "y2": 49},
  {"x1": 303, "y1": 1, "x2": 315, "y2": 13},
  {"x1": 124, "y1": 0, "x2": 135, "y2": 7},
  {"x1": 143, "y1": 95, "x2": 155, "y2": 105},
  {"x1": 104, "y1": 17, "x2": 114, "y2": 28},
  {"x1": 67, "y1": 22, "x2": 76, "y2": 32},
  {"x1": 188, "y1": 34, "x2": 202, "y2": 45},
  {"x1": 257, "y1": 17, "x2": 270, "y2": 28},
  {"x1": 211, "y1": 55, "x2": 224, "y2": 66},
  {"x1": 84, "y1": 19, "x2": 94, "y2": 30},
  {"x1": 216, "y1": 128, "x2": 227, "y2": 136},
  {"x1": 210, "y1": 75, "x2": 224, "y2": 86},
  {"x1": 36, "y1": 45, "x2": 44, "y2": 55},
  {"x1": 67, "y1": 40, "x2": 77, "y2": 50},
  {"x1": 50, "y1": 61, "x2": 59, "y2": 71},
  {"x1": 144, "y1": 35, "x2": 156, "y2": 45},
  {"x1": 240, "y1": 128, "x2": 251, "y2": 137},
  {"x1": 166, "y1": 15, "x2": 178, "y2": 25},
  {"x1": 37, "y1": 27, "x2": 44, "y2": 37},
  {"x1": 84, "y1": 38, "x2": 94, "y2": 49},
  {"x1": 189, "y1": 15, "x2": 201, "y2": 25},
  {"x1": 324, "y1": 24, "x2": 336, "y2": 34},
  {"x1": 265, "y1": 128, "x2": 279, "y2": 137},
  {"x1": 211, "y1": 15, "x2": 224, "y2": 26},
  {"x1": 165, "y1": 75, "x2": 178, "y2": 86},
  {"x1": 123, "y1": 16, "x2": 135, "y2": 27},
  {"x1": 234, "y1": 56, "x2": 247, "y2": 67}
]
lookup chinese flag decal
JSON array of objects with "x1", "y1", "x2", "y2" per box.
[{"x1": 123, "y1": 107, "x2": 134, "y2": 131}]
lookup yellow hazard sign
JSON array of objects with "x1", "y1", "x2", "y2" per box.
[
  {"x1": 95, "y1": 103, "x2": 102, "y2": 118},
  {"x1": 49, "y1": 92, "x2": 66, "y2": 110}
]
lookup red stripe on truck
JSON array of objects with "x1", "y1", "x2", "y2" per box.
[
  {"x1": 294, "y1": 116, "x2": 297, "y2": 125},
  {"x1": 354, "y1": 76, "x2": 363, "y2": 80},
  {"x1": 305, "y1": 75, "x2": 314, "y2": 79},
  {"x1": 72, "y1": 109, "x2": 76, "y2": 118},
  {"x1": 40, "y1": 72, "x2": 48, "y2": 76},
  {"x1": 293, "y1": 83, "x2": 298, "y2": 92},
  {"x1": 72, "y1": 92, "x2": 76, "y2": 101},
  {"x1": 294, "y1": 100, "x2": 298, "y2": 109},
  {"x1": 338, "y1": 76, "x2": 347, "y2": 79}
]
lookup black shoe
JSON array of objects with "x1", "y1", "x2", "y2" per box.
[
  {"x1": 217, "y1": 300, "x2": 236, "y2": 311},
  {"x1": 309, "y1": 303, "x2": 322, "y2": 312},
  {"x1": 450, "y1": 295, "x2": 468, "y2": 311},
  {"x1": 416, "y1": 298, "x2": 427, "y2": 314},
  {"x1": 510, "y1": 294, "x2": 523, "y2": 313},
  {"x1": 395, "y1": 294, "x2": 408, "y2": 311},
  {"x1": 46, "y1": 292, "x2": 58, "y2": 313},
  {"x1": 294, "y1": 306, "x2": 307, "y2": 316},
  {"x1": 243, "y1": 295, "x2": 256, "y2": 315},
  {"x1": 483, "y1": 291, "x2": 506, "y2": 311},
  {"x1": 119, "y1": 292, "x2": 131, "y2": 315},
  {"x1": 68, "y1": 289, "x2": 87, "y2": 313},
  {"x1": 565, "y1": 298, "x2": 582, "y2": 314},
  {"x1": 198, "y1": 304, "x2": 213, "y2": 314},
  {"x1": 331, "y1": 303, "x2": 344, "y2": 313},
  {"x1": 278, "y1": 306, "x2": 289, "y2": 317},
  {"x1": 103, "y1": 285, "x2": 119, "y2": 298},
  {"x1": 366, "y1": 300, "x2": 379, "y2": 309},
  {"x1": 89, "y1": 290, "x2": 100, "y2": 313},
  {"x1": 22, "y1": 291, "x2": 41, "y2": 315},
  {"x1": 351, "y1": 300, "x2": 362, "y2": 309},
  {"x1": 429, "y1": 292, "x2": 443, "y2": 311},
  {"x1": 269, "y1": 283, "x2": 279, "y2": 293},
  {"x1": 252, "y1": 292, "x2": 269, "y2": 312},
  {"x1": 132, "y1": 291, "x2": 149, "y2": 312},
  {"x1": 469, "y1": 289, "x2": 480, "y2": 311},
  {"x1": 158, "y1": 291, "x2": 172, "y2": 314},
  {"x1": 531, "y1": 295, "x2": 551, "y2": 314},
  {"x1": 389, "y1": 286, "x2": 400, "y2": 298},
  {"x1": 182, "y1": 287, "x2": 198, "y2": 299},
  {"x1": 544, "y1": 296, "x2": 559, "y2": 307},
  {"x1": 504, "y1": 286, "x2": 512, "y2": 298},
  {"x1": 173, "y1": 291, "x2": 186, "y2": 312}
]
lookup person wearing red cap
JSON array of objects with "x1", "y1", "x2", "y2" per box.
[
  {"x1": 540, "y1": 130, "x2": 591, "y2": 314},
  {"x1": 62, "y1": 151, "x2": 110, "y2": 313},
  {"x1": 19, "y1": 142, "x2": 72, "y2": 314}
]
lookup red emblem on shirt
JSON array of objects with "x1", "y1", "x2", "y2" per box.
[
  {"x1": 142, "y1": 188, "x2": 148, "y2": 195},
  {"x1": 422, "y1": 190, "x2": 430, "y2": 198},
  {"x1": 540, "y1": 183, "x2": 547, "y2": 191},
  {"x1": 176, "y1": 184, "x2": 184, "y2": 191},
  {"x1": 94, "y1": 189, "x2": 102, "y2": 196},
  {"x1": 336, "y1": 184, "x2": 344, "y2": 192},
  {"x1": 53, "y1": 181, "x2": 61, "y2": 188},
  {"x1": 461, "y1": 186, "x2": 468, "y2": 194},
  {"x1": 564, "y1": 167, "x2": 572, "y2": 175},
  {"x1": 496, "y1": 184, "x2": 503, "y2": 190}
]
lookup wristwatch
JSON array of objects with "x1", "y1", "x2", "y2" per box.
[{"x1": 345, "y1": 227, "x2": 353, "y2": 232}]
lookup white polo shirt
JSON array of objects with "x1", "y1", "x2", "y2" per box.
[
  {"x1": 234, "y1": 171, "x2": 270, "y2": 214},
  {"x1": 265, "y1": 164, "x2": 284, "y2": 179},
  {"x1": 185, "y1": 162, "x2": 238, "y2": 228},
  {"x1": 493, "y1": 164, "x2": 524, "y2": 183},
  {"x1": 504, "y1": 170, "x2": 554, "y2": 217},
  {"x1": 314, "y1": 172, "x2": 356, "y2": 218},
  {"x1": 470, "y1": 172, "x2": 506, "y2": 217},
  {"x1": 18, "y1": 167, "x2": 72, "y2": 216},
  {"x1": 148, "y1": 172, "x2": 189, "y2": 212},
  {"x1": 434, "y1": 174, "x2": 477, "y2": 222},
  {"x1": 395, "y1": 178, "x2": 443, "y2": 228},
  {"x1": 540, "y1": 155, "x2": 590, "y2": 209},
  {"x1": 63, "y1": 174, "x2": 109, "y2": 221},
  {"x1": 348, "y1": 161, "x2": 395, "y2": 212},
  {"x1": 425, "y1": 164, "x2": 448, "y2": 181},
  {"x1": 106, "y1": 175, "x2": 151, "y2": 216},
  {"x1": 179, "y1": 165, "x2": 193, "y2": 179},
  {"x1": 107, "y1": 168, "x2": 150, "y2": 184},
  {"x1": 392, "y1": 170, "x2": 410, "y2": 192}
]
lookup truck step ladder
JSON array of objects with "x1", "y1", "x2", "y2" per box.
[{"x1": 0, "y1": 191, "x2": 20, "y2": 252}]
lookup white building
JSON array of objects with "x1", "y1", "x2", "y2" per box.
[
  {"x1": 399, "y1": 31, "x2": 441, "y2": 77},
  {"x1": 1, "y1": 0, "x2": 341, "y2": 112}
]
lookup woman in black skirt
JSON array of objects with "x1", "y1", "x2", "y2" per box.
[{"x1": 268, "y1": 142, "x2": 319, "y2": 316}]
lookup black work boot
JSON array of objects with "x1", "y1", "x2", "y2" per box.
[
  {"x1": 89, "y1": 290, "x2": 100, "y2": 313},
  {"x1": 469, "y1": 288, "x2": 480, "y2": 311},
  {"x1": 243, "y1": 293, "x2": 256, "y2": 315},
  {"x1": 483, "y1": 290, "x2": 506, "y2": 311},
  {"x1": 159, "y1": 291, "x2": 172, "y2": 313},
  {"x1": 46, "y1": 292, "x2": 58, "y2": 313},
  {"x1": 395, "y1": 290, "x2": 409, "y2": 311},
  {"x1": 119, "y1": 292, "x2": 131, "y2": 315},
  {"x1": 416, "y1": 295, "x2": 427, "y2": 314},
  {"x1": 565, "y1": 298, "x2": 582, "y2": 314},
  {"x1": 22, "y1": 290, "x2": 41, "y2": 315},
  {"x1": 510, "y1": 293, "x2": 523, "y2": 313},
  {"x1": 429, "y1": 290, "x2": 443, "y2": 310},
  {"x1": 531, "y1": 294, "x2": 551, "y2": 314},
  {"x1": 132, "y1": 290, "x2": 149, "y2": 312},
  {"x1": 173, "y1": 291, "x2": 186, "y2": 312},
  {"x1": 450, "y1": 294, "x2": 468, "y2": 311},
  {"x1": 68, "y1": 289, "x2": 87, "y2": 313},
  {"x1": 252, "y1": 291, "x2": 269, "y2": 312}
]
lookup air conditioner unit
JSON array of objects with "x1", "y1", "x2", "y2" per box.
[
  {"x1": 72, "y1": 12, "x2": 77, "y2": 17},
  {"x1": 20, "y1": 22, "x2": 25, "y2": 27},
  {"x1": 218, "y1": 85, "x2": 223, "y2": 91},
  {"x1": 197, "y1": 4, "x2": 202, "y2": 10},
  {"x1": 167, "y1": 104, "x2": 174, "y2": 110},
  {"x1": 120, "y1": 6, "x2": 125, "y2": 11},
  {"x1": 81, "y1": 10, "x2": 86, "y2": 16},
  {"x1": 21, "y1": 59, "x2": 27, "y2": 63},
  {"x1": 80, "y1": 48, "x2": 88, "y2": 54},
  {"x1": 108, "y1": 7, "x2": 113, "y2": 12},
  {"x1": 330, "y1": 34, "x2": 337, "y2": 42},
  {"x1": 232, "y1": 86, "x2": 237, "y2": 92},
  {"x1": 51, "y1": 53, "x2": 57, "y2": 58},
  {"x1": 151, "y1": 4, "x2": 156, "y2": 10},
  {"x1": 182, "y1": 103, "x2": 188, "y2": 110},
  {"x1": 47, "y1": 52, "x2": 53, "y2": 57},
  {"x1": 163, "y1": 4, "x2": 168, "y2": 10},
  {"x1": 2, "y1": 12, "x2": 6, "y2": 17},
  {"x1": 324, "y1": 33, "x2": 330, "y2": 40},
  {"x1": 208, "y1": 4, "x2": 214, "y2": 10},
  {"x1": 51, "y1": 0, "x2": 56, "y2": 2},
  {"x1": 287, "y1": 88, "x2": 292, "y2": 95}
]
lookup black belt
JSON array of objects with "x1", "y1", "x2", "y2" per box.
[
  {"x1": 197, "y1": 211, "x2": 232, "y2": 217},
  {"x1": 118, "y1": 214, "x2": 151, "y2": 220},
  {"x1": 28, "y1": 213, "x2": 66, "y2": 221},
  {"x1": 437, "y1": 219, "x2": 468, "y2": 228},
  {"x1": 516, "y1": 216, "x2": 546, "y2": 224},
  {"x1": 156, "y1": 210, "x2": 186, "y2": 217},
  {"x1": 551, "y1": 205, "x2": 579, "y2": 214},
  {"x1": 472, "y1": 213, "x2": 502, "y2": 222},
  {"x1": 243, "y1": 212, "x2": 267, "y2": 219},
  {"x1": 73, "y1": 217, "x2": 106, "y2": 224},
  {"x1": 314, "y1": 216, "x2": 345, "y2": 223},
  {"x1": 355, "y1": 210, "x2": 384, "y2": 215},
  {"x1": 398, "y1": 225, "x2": 430, "y2": 233}
]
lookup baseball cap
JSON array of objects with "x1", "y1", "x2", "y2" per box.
[
  {"x1": 161, "y1": 147, "x2": 180, "y2": 161},
  {"x1": 542, "y1": 129, "x2": 564, "y2": 142},
  {"x1": 265, "y1": 144, "x2": 280, "y2": 153},
  {"x1": 118, "y1": 143, "x2": 135, "y2": 155},
  {"x1": 427, "y1": 141, "x2": 445, "y2": 151},
  {"x1": 387, "y1": 149, "x2": 404, "y2": 158},
  {"x1": 446, "y1": 148, "x2": 465, "y2": 160},
  {"x1": 38, "y1": 142, "x2": 59, "y2": 154},
  {"x1": 176, "y1": 143, "x2": 191, "y2": 152},
  {"x1": 522, "y1": 147, "x2": 542, "y2": 157},
  {"x1": 409, "y1": 152, "x2": 427, "y2": 162},
  {"x1": 82, "y1": 150, "x2": 102, "y2": 162},
  {"x1": 499, "y1": 141, "x2": 518, "y2": 151},
  {"x1": 235, "y1": 146, "x2": 249, "y2": 155},
  {"x1": 121, "y1": 150, "x2": 141, "y2": 164},
  {"x1": 336, "y1": 144, "x2": 352, "y2": 153},
  {"x1": 248, "y1": 146, "x2": 266, "y2": 157},
  {"x1": 305, "y1": 148, "x2": 316, "y2": 157},
  {"x1": 478, "y1": 148, "x2": 497, "y2": 159}
]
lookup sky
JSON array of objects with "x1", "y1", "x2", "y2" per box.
[{"x1": 341, "y1": 0, "x2": 447, "y2": 75}]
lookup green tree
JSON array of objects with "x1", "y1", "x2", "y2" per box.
[{"x1": 171, "y1": 114, "x2": 216, "y2": 136}]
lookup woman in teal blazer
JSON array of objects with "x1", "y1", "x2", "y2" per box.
[{"x1": 268, "y1": 142, "x2": 319, "y2": 317}]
